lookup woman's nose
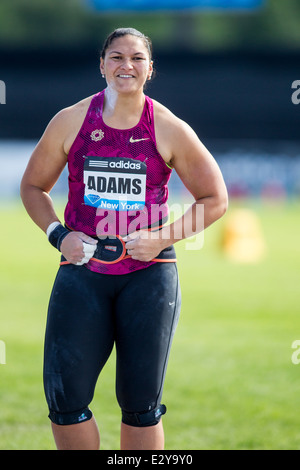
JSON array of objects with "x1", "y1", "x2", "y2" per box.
[{"x1": 120, "y1": 58, "x2": 134, "y2": 69}]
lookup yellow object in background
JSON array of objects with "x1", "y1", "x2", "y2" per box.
[{"x1": 222, "y1": 208, "x2": 266, "y2": 263}]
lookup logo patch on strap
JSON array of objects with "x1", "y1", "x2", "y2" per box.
[{"x1": 91, "y1": 129, "x2": 104, "y2": 141}]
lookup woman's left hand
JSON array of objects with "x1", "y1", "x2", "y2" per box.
[{"x1": 124, "y1": 230, "x2": 164, "y2": 262}]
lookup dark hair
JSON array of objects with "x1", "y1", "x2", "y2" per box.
[{"x1": 101, "y1": 27, "x2": 153, "y2": 60}]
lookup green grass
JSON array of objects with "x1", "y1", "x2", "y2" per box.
[{"x1": 1, "y1": 198, "x2": 300, "y2": 450}]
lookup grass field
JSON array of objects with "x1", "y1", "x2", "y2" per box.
[{"x1": 1, "y1": 198, "x2": 300, "y2": 450}]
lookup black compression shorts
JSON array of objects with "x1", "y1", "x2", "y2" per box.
[{"x1": 43, "y1": 262, "x2": 181, "y2": 426}]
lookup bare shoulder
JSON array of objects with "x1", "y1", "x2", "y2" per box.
[
  {"x1": 152, "y1": 99, "x2": 227, "y2": 204},
  {"x1": 152, "y1": 99, "x2": 183, "y2": 131},
  {"x1": 152, "y1": 99, "x2": 201, "y2": 165},
  {"x1": 43, "y1": 94, "x2": 95, "y2": 154}
]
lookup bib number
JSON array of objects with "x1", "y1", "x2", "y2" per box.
[{"x1": 84, "y1": 156, "x2": 147, "y2": 211}]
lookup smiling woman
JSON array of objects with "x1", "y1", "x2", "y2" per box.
[
  {"x1": 99, "y1": 29, "x2": 154, "y2": 129},
  {"x1": 20, "y1": 27, "x2": 227, "y2": 451}
]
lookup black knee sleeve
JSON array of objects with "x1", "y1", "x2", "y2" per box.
[
  {"x1": 48, "y1": 407, "x2": 93, "y2": 426},
  {"x1": 122, "y1": 404, "x2": 166, "y2": 427}
]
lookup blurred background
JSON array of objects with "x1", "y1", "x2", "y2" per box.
[
  {"x1": 1, "y1": 0, "x2": 300, "y2": 450},
  {"x1": 0, "y1": 0, "x2": 300, "y2": 200}
]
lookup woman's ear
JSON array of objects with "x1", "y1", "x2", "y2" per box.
[
  {"x1": 148, "y1": 60, "x2": 154, "y2": 80},
  {"x1": 100, "y1": 57, "x2": 105, "y2": 77}
]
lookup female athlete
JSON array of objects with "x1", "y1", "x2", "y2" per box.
[{"x1": 20, "y1": 28, "x2": 228, "y2": 450}]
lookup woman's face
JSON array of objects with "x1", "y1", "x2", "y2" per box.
[{"x1": 100, "y1": 35, "x2": 153, "y2": 95}]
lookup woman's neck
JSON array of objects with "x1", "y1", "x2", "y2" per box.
[{"x1": 102, "y1": 87, "x2": 145, "y2": 129}]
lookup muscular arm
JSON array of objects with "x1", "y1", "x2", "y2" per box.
[
  {"x1": 20, "y1": 110, "x2": 69, "y2": 232},
  {"x1": 159, "y1": 110, "x2": 228, "y2": 245},
  {"x1": 125, "y1": 102, "x2": 228, "y2": 260},
  {"x1": 20, "y1": 98, "x2": 97, "y2": 263}
]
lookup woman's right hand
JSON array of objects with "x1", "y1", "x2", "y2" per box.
[{"x1": 60, "y1": 232, "x2": 97, "y2": 265}]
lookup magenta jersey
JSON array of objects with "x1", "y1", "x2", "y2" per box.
[{"x1": 63, "y1": 90, "x2": 174, "y2": 275}]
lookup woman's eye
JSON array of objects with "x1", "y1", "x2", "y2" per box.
[{"x1": 110, "y1": 56, "x2": 145, "y2": 61}]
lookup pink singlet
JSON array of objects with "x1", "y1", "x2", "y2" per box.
[{"x1": 63, "y1": 90, "x2": 175, "y2": 275}]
